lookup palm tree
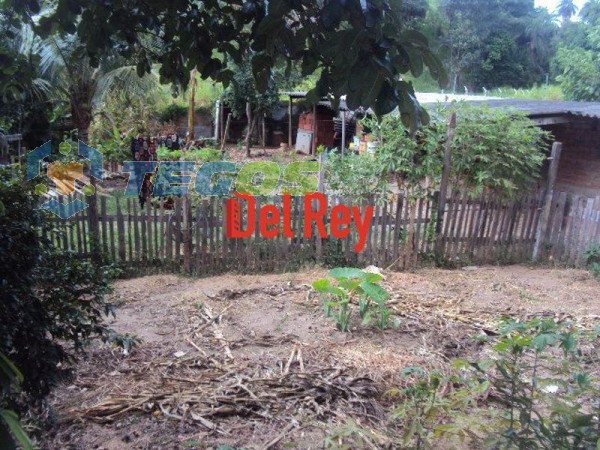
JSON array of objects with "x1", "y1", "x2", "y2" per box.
[
  {"x1": 0, "y1": 21, "x2": 53, "y2": 147},
  {"x1": 525, "y1": 8, "x2": 559, "y2": 75},
  {"x1": 556, "y1": 0, "x2": 579, "y2": 23},
  {"x1": 580, "y1": 0, "x2": 600, "y2": 22},
  {"x1": 34, "y1": 31, "x2": 160, "y2": 264},
  {"x1": 38, "y1": 34, "x2": 160, "y2": 142}
]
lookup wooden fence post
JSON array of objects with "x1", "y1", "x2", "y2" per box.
[
  {"x1": 87, "y1": 184, "x2": 101, "y2": 266},
  {"x1": 532, "y1": 141, "x2": 563, "y2": 262},
  {"x1": 288, "y1": 95, "x2": 293, "y2": 150},
  {"x1": 435, "y1": 112, "x2": 456, "y2": 257},
  {"x1": 182, "y1": 196, "x2": 193, "y2": 273}
]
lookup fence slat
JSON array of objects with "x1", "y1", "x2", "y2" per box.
[{"x1": 116, "y1": 196, "x2": 126, "y2": 262}]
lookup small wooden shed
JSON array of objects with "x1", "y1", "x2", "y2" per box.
[{"x1": 282, "y1": 91, "x2": 353, "y2": 155}]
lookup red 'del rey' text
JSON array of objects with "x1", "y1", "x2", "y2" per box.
[{"x1": 225, "y1": 193, "x2": 374, "y2": 253}]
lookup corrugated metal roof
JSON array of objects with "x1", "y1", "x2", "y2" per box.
[
  {"x1": 281, "y1": 93, "x2": 600, "y2": 119},
  {"x1": 422, "y1": 99, "x2": 600, "y2": 119},
  {"x1": 280, "y1": 91, "x2": 350, "y2": 110}
]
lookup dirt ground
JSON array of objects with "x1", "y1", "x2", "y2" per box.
[{"x1": 44, "y1": 265, "x2": 600, "y2": 450}]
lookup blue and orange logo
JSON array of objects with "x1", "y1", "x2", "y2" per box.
[{"x1": 26, "y1": 140, "x2": 103, "y2": 219}]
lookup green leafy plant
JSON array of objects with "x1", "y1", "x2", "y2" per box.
[
  {"x1": 325, "y1": 152, "x2": 387, "y2": 200},
  {"x1": 555, "y1": 14, "x2": 600, "y2": 101},
  {"x1": 156, "y1": 146, "x2": 221, "y2": 162},
  {"x1": 312, "y1": 268, "x2": 391, "y2": 332},
  {"x1": 157, "y1": 103, "x2": 188, "y2": 123},
  {"x1": 35, "y1": 251, "x2": 140, "y2": 352},
  {"x1": 0, "y1": 167, "x2": 137, "y2": 401},
  {"x1": 0, "y1": 353, "x2": 33, "y2": 450},
  {"x1": 447, "y1": 104, "x2": 550, "y2": 198},
  {"x1": 389, "y1": 365, "x2": 490, "y2": 449},
  {"x1": 94, "y1": 126, "x2": 132, "y2": 163},
  {"x1": 388, "y1": 318, "x2": 600, "y2": 449},
  {"x1": 584, "y1": 244, "x2": 600, "y2": 281},
  {"x1": 474, "y1": 318, "x2": 600, "y2": 449}
]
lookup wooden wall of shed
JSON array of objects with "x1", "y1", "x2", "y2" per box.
[
  {"x1": 544, "y1": 118, "x2": 600, "y2": 197},
  {"x1": 297, "y1": 105, "x2": 336, "y2": 149}
]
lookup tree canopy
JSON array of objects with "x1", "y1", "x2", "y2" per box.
[
  {"x1": 431, "y1": 0, "x2": 558, "y2": 90},
  {"x1": 9, "y1": 0, "x2": 448, "y2": 128},
  {"x1": 555, "y1": 0, "x2": 600, "y2": 100}
]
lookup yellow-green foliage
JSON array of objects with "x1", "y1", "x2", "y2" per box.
[{"x1": 489, "y1": 85, "x2": 564, "y2": 100}]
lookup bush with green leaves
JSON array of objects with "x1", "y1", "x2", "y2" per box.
[
  {"x1": 157, "y1": 103, "x2": 188, "y2": 123},
  {"x1": 388, "y1": 365, "x2": 490, "y2": 449},
  {"x1": 478, "y1": 318, "x2": 600, "y2": 449},
  {"x1": 156, "y1": 146, "x2": 222, "y2": 162},
  {"x1": 0, "y1": 167, "x2": 136, "y2": 404},
  {"x1": 387, "y1": 318, "x2": 600, "y2": 449},
  {"x1": 555, "y1": 9, "x2": 600, "y2": 101},
  {"x1": 312, "y1": 268, "x2": 393, "y2": 332},
  {"x1": 0, "y1": 169, "x2": 67, "y2": 398},
  {"x1": 324, "y1": 152, "x2": 388, "y2": 200},
  {"x1": 362, "y1": 113, "x2": 444, "y2": 197},
  {"x1": 340, "y1": 104, "x2": 549, "y2": 200},
  {"x1": 447, "y1": 104, "x2": 550, "y2": 197},
  {"x1": 94, "y1": 126, "x2": 132, "y2": 163}
]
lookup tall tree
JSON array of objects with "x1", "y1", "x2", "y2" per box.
[
  {"x1": 439, "y1": 13, "x2": 481, "y2": 92},
  {"x1": 0, "y1": 17, "x2": 52, "y2": 145},
  {"x1": 437, "y1": 0, "x2": 545, "y2": 89},
  {"x1": 581, "y1": 0, "x2": 600, "y2": 22},
  {"x1": 555, "y1": 0, "x2": 600, "y2": 100},
  {"x1": 557, "y1": 0, "x2": 579, "y2": 22},
  {"x1": 525, "y1": 8, "x2": 559, "y2": 77}
]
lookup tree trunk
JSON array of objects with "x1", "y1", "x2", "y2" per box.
[
  {"x1": 74, "y1": 107, "x2": 101, "y2": 267},
  {"x1": 244, "y1": 102, "x2": 252, "y2": 156},
  {"x1": 261, "y1": 114, "x2": 266, "y2": 151},
  {"x1": 187, "y1": 68, "x2": 197, "y2": 144},
  {"x1": 452, "y1": 73, "x2": 459, "y2": 94},
  {"x1": 246, "y1": 116, "x2": 258, "y2": 158}
]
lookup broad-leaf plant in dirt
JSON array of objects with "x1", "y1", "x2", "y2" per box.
[{"x1": 313, "y1": 267, "x2": 394, "y2": 332}]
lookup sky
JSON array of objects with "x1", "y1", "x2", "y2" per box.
[{"x1": 535, "y1": 0, "x2": 587, "y2": 14}]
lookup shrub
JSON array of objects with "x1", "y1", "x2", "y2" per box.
[
  {"x1": 0, "y1": 170, "x2": 66, "y2": 398},
  {"x1": 389, "y1": 318, "x2": 600, "y2": 449},
  {"x1": 0, "y1": 167, "x2": 135, "y2": 401},
  {"x1": 447, "y1": 104, "x2": 549, "y2": 197},
  {"x1": 157, "y1": 104, "x2": 188, "y2": 123},
  {"x1": 325, "y1": 152, "x2": 387, "y2": 200},
  {"x1": 94, "y1": 126, "x2": 132, "y2": 163},
  {"x1": 156, "y1": 146, "x2": 221, "y2": 162},
  {"x1": 351, "y1": 103, "x2": 550, "y2": 199}
]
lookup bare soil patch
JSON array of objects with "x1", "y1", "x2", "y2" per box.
[{"x1": 44, "y1": 265, "x2": 600, "y2": 449}]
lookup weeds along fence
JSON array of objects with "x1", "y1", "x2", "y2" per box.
[{"x1": 42, "y1": 188, "x2": 600, "y2": 274}]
